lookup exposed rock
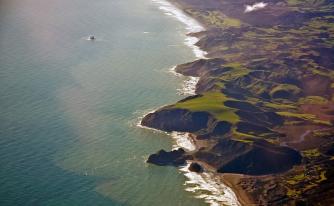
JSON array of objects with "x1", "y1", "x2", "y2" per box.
[
  {"x1": 214, "y1": 139, "x2": 302, "y2": 175},
  {"x1": 188, "y1": 162, "x2": 203, "y2": 173},
  {"x1": 147, "y1": 148, "x2": 187, "y2": 166},
  {"x1": 193, "y1": 139, "x2": 302, "y2": 175},
  {"x1": 198, "y1": 121, "x2": 232, "y2": 139},
  {"x1": 141, "y1": 108, "x2": 212, "y2": 132},
  {"x1": 141, "y1": 0, "x2": 334, "y2": 203},
  {"x1": 236, "y1": 111, "x2": 284, "y2": 127},
  {"x1": 237, "y1": 122, "x2": 273, "y2": 134},
  {"x1": 175, "y1": 58, "x2": 226, "y2": 77},
  {"x1": 211, "y1": 121, "x2": 232, "y2": 136}
]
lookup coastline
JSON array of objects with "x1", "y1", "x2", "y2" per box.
[
  {"x1": 138, "y1": 0, "x2": 334, "y2": 205},
  {"x1": 151, "y1": 0, "x2": 207, "y2": 59},
  {"x1": 168, "y1": 66, "x2": 199, "y2": 95},
  {"x1": 138, "y1": 0, "x2": 243, "y2": 205},
  {"x1": 220, "y1": 174, "x2": 255, "y2": 206},
  {"x1": 179, "y1": 134, "x2": 241, "y2": 206}
]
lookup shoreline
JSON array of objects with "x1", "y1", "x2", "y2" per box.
[
  {"x1": 178, "y1": 134, "x2": 241, "y2": 206},
  {"x1": 151, "y1": 0, "x2": 207, "y2": 59},
  {"x1": 138, "y1": 0, "x2": 334, "y2": 204},
  {"x1": 168, "y1": 66, "x2": 199, "y2": 95},
  {"x1": 138, "y1": 0, "x2": 243, "y2": 205},
  {"x1": 220, "y1": 174, "x2": 256, "y2": 206}
]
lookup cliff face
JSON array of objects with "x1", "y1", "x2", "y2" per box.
[
  {"x1": 146, "y1": 148, "x2": 189, "y2": 166},
  {"x1": 142, "y1": 107, "x2": 302, "y2": 176},
  {"x1": 214, "y1": 139, "x2": 302, "y2": 175},
  {"x1": 144, "y1": 0, "x2": 334, "y2": 204},
  {"x1": 141, "y1": 108, "x2": 213, "y2": 132}
]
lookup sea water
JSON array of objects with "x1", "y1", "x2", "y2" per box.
[
  {"x1": 0, "y1": 0, "x2": 210, "y2": 205},
  {"x1": 0, "y1": 0, "x2": 241, "y2": 205}
]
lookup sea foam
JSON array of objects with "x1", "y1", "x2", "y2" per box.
[
  {"x1": 139, "y1": 1, "x2": 241, "y2": 205},
  {"x1": 180, "y1": 164, "x2": 241, "y2": 206},
  {"x1": 152, "y1": 0, "x2": 207, "y2": 59},
  {"x1": 177, "y1": 76, "x2": 199, "y2": 95},
  {"x1": 172, "y1": 132, "x2": 241, "y2": 206},
  {"x1": 135, "y1": 109, "x2": 241, "y2": 206},
  {"x1": 171, "y1": 132, "x2": 196, "y2": 151},
  {"x1": 168, "y1": 66, "x2": 199, "y2": 96}
]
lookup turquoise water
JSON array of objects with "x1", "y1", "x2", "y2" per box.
[{"x1": 0, "y1": 0, "x2": 207, "y2": 205}]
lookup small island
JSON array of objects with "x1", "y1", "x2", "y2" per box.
[{"x1": 143, "y1": 0, "x2": 334, "y2": 205}]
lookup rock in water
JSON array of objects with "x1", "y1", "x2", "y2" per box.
[
  {"x1": 147, "y1": 148, "x2": 187, "y2": 166},
  {"x1": 188, "y1": 162, "x2": 203, "y2": 173}
]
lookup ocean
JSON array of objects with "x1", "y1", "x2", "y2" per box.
[{"x1": 0, "y1": 0, "x2": 238, "y2": 205}]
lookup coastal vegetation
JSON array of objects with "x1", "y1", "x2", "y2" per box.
[
  {"x1": 173, "y1": 92, "x2": 239, "y2": 123},
  {"x1": 143, "y1": 0, "x2": 334, "y2": 204}
]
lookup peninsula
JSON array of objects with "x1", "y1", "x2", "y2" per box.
[{"x1": 142, "y1": 0, "x2": 334, "y2": 205}]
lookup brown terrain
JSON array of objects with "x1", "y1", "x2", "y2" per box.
[{"x1": 142, "y1": 0, "x2": 334, "y2": 205}]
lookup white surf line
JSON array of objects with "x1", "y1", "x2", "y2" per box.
[
  {"x1": 171, "y1": 132, "x2": 196, "y2": 151},
  {"x1": 141, "y1": 1, "x2": 241, "y2": 205},
  {"x1": 177, "y1": 76, "x2": 199, "y2": 96},
  {"x1": 152, "y1": 0, "x2": 207, "y2": 59},
  {"x1": 180, "y1": 165, "x2": 241, "y2": 206},
  {"x1": 134, "y1": 104, "x2": 240, "y2": 206},
  {"x1": 171, "y1": 132, "x2": 240, "y2": 206},
  {"x1": 136, "y1": 111, "x2": 241, "y2": 206},
  {"x1": 133, "y1": 107, "x2": 170, "y2": 134},
  {"x1": 168, "y1": 66, "x2": 199, "y2": 96}
]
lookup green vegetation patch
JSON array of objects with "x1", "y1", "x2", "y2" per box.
[
  {"x1": 269, "y1": 84, "x2": 302, "y2": 98},
  {"x1": 204, "y1": 11, "x2": 242, "y2": 28},
  {"x1": 219, "y1": 63, "x2": 250, "y2": 81},
  {"x1": 302, "y1": 148, "x2": 321, "y2": 158},
  {"x1": 317, "y1": 170, "x2": 327, "y2": 183},
  {"x1": 231, "y1": 127, "x2": 256, "y2": 139},
  {"x1": 309, "y1": 67, "x2": 334, "y2": 79},
  {"x1": 173, "y1": 92, "x2": 240, "y2": 123},
  {"x1": 298, "y1": 96, "x2": 329, "y2": 105},
  {"x1": 313, "y1": 129, "x2": 334, "y2": 137},
  {"x1": 185, "y1": 9, "x2": 243, "y2": 29},
  {"x1": 287, "y1": 173, "x2": 306, "y2": 185},
  {"x1": 278, "y1": 111, "x2": 316, "y2": 120},
  {"x1": 278, "y1": 111, "x2": 331, "y2": 125},
  {"x1": 284, "y1": 163, "x2": 328, "y2": 198},
  {"x1": 287, "y1": 0, "x2": 327, "y2": 8},
  {"x1": 286, "y1": 188, "x2": 302, "y2": 197}
]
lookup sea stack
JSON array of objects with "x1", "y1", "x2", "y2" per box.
[{"x1": 188, "y1": 162, "x2": 203, "y2": 173}]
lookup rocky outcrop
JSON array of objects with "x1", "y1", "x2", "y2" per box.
[
  {"x1": 193, "y1": 139, "x2": 302, "y2": 175},
  {"x1": 188, "y1": 162, "x2": 203, "y2": 173},
  {"x1": 142, "y1": 0, "x2": 334, "y2": 203},
  {"x1": 147, "y1": 148, "x2": 189, "y2": 166},
  {"x1": 198, "y1": 121, "x2": 232, "y2": 139},
  {"x1": 236, "y1": 111, "x2": 284, "y2": 127},
  {"x1": 213, "y1": 139, "x2": 301, "y2": 175},
  {"x1": 141, "y1": 108, "x2": 213, "y2": 132},
  {"x1": 175, "y1": 58, "x2": 226, "y2": 77}
]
